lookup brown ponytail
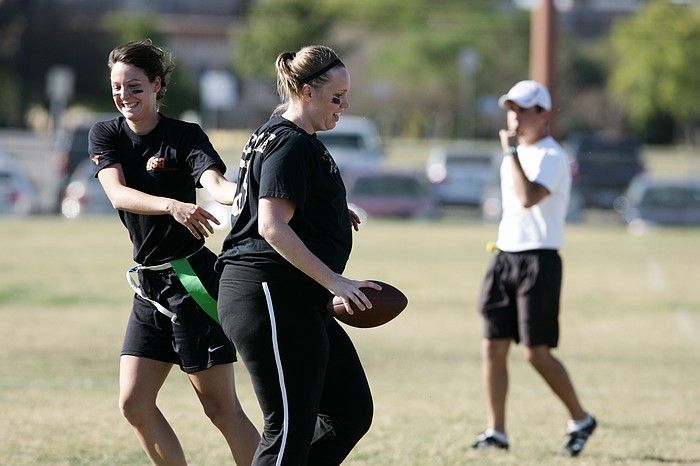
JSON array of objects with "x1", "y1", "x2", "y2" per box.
[{"x1": 275, "y1": 45, "x2": 344, "y2": 106}]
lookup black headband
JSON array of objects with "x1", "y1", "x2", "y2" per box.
[{"x1": 300, "y1": 58, "x2": 344, "y2": 84}]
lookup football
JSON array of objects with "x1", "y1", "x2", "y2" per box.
[{"x1": 327, "y1": 280, "x2": 408, "y2": 328}]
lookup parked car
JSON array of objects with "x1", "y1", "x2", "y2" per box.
[
  {"x1": 567, "y1": 134, "x2": 645, "y2": 209},
  {"x1": 52, "y1": 114, "x2": 119, "y2": 212},
  {"x1": 425, "y1": 145, "x2": 499, "y2": 207},
  {"x1": 344, "y1": 168, "x2": 438, "y2": 219},
  {"x1": 316, "y1": 115, "x2": 384, "y2": 173},
  {"x1": 60, "y1": 159, "x2": 114, "y2": 218},
  {"x1": 0, "y1": 148, "x2": 39, "y2": 215},
  {"x1": 614, "y1": 175, "x2": 700, "y2": 227},
  {"x1": 196, "y1": 166, "x2": 239, "y2": 230}
]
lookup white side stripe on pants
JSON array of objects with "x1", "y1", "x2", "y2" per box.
[{"x1": 262, "y1": 282, "x2": 289, "y2": 466}]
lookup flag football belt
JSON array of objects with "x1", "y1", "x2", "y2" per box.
[{"x1": 126, "y1": 248, "x2": 219, "y2": 324}]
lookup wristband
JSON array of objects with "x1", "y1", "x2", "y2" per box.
[{"x1": 505, "y1": 146, "x2": 518, "y2": 157}]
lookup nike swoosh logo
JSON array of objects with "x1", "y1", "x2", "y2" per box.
[{"x1": 208, "y1": 345, "x2": 225, "y2": 353}]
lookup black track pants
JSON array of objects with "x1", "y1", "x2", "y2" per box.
[{"x1": 218, "y1": 266, "x2": 373, "y2": 466}]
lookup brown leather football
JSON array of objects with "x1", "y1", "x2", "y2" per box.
[{"x1": 326, "y1": 280, "x2": 408, "y2": 328}]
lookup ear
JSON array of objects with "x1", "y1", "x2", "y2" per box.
[
  {"x1": 153, "y1": 76, "x2": 162, "y2": 94},
  {"x1": 300, "y1": 83, "x2": 313, "y2": 103}
]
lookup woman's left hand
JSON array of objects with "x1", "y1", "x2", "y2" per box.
[
  {"x1": 349, "y1": 207, "x2": 361, "y2": 231},
  {"x1": 168, "y1": 200, "x2": 219, "y2": 239}
]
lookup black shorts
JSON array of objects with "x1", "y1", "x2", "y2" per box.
[
  {"x1": 478, "y1": 249, "x2": 562, "y2": 347},
  {"x1": 121, "y1": 248, "x2": 236, "y2": 373}
]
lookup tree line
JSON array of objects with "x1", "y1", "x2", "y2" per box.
[{"x1": 0, "y1": 0, "x2": 697, "y2": 143}]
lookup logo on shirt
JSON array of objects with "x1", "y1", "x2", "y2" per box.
[{"x1": 146, "y1": 155, "x2": 167, "y2": 171}]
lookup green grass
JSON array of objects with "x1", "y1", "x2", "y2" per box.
[{"x1": 1, "y1": 217, "x2": 699, "y2": 465}]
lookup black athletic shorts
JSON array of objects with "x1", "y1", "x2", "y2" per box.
[
  {"x1": 121, "y1": 248, "x2": 236, "y2": 373},
  {"x1": 478, "y1": 249, "x2": 562, "y2": 347}
]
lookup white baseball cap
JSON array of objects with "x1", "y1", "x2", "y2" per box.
[{"x1": 498, "y1": 80, "x2": 551, "y2": 111}]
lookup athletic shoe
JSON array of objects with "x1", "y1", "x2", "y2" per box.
[
  {"x1": 471, "y1": 431, "x2": 509, "y2": 450},
  {"x1": 558, "y1": 415, "x2": 597, "y2": 456}
]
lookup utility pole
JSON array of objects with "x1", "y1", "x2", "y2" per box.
[
  {"x1": 529, "y1": 0, "x2": 558, "y2": 133},
  {"x1": 457, "y1": 48, "x2": 479, "y2": 140}
]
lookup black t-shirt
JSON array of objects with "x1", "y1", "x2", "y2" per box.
[
  {"x1": 217, "y1": 115, "x2": 352, "y2": 276},
  {"x1": 88, "y1": 115, "x2": 226, "y2": 265}
]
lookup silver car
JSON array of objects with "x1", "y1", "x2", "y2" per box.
[
  {"x1": 316, "y1": 115, "x2": 384, "y2": 173},
  {"x1": 615, "y1": 175, "x2": 700, "y2": 227},
  {"x1": 426, "y1": 145, "x2": 499, "y2": 207},
  {"x1": 60, "y1": 159, "x2": 113, "y2": 218},
  {"x1": 0, "y1": 148, "x2": 39, "y2": 216}
]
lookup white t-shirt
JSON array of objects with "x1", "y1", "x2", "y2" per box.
[{"x1": 496, "y1": 136, "x2": 571, "y2": 252}]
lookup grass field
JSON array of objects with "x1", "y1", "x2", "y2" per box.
[{"x1": 1, "y1": 216, "x2": 699, "y2": 465}]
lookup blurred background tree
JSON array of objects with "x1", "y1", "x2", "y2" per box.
[
  {"x1": 1, "y1": 0, "x2": 698, "y2": 143},
  {"x1": 609, "y1": 0, "x2": 700, "y2": 144},
  {"x1": 331, "y1": 0, "x2": 531, "y2": 137},
  {"x1": 0, "y1": 0, "x2": 109, "y2": 126},
  {"x1": 233, "y1": 0, "x2": 531, "y2": 137},
  {"x1": 0, "y1": 69, "x2": 22, "y2": 126},
  {"x1": 233, "y1": 0, "x2": 341, "y2": 79}
]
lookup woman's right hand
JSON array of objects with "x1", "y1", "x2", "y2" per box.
[
  {"x1": 326, "y1": 275, "x2": 382, "y2": 315},
  {"x1": 167, "y1": 200, "x2": 220, "y2": 239}
]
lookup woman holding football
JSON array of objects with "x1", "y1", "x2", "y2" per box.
[{"x1": 216, "y1": 45, "x2": 378, "y2": 465}]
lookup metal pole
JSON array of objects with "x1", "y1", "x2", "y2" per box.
[
  {"x1": 458, "y1": 48, "x2": 479, "y2": 140},
  {"x1": 530, "y1": 0, "x2": 558, "y2": 133}
]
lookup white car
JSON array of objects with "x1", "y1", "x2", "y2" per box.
[
  {"x1": 60, "y1": 159, "x2": 114, "y2": 218},
  {"x1": 426, "y1": 145, "x2": 499, "y2": 207},
  {"x1": 615, "y1": 175, "x2": 700, "y2": 227},
  {"x1": 316, "y1": 115, "x2": 384, "y2": 173},
  {"x1": 196, "y1": 166, "x2": 239, "y2": 230}
]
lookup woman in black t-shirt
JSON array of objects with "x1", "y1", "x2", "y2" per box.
[
  {"x1": 90, "y1": 40, "x2": 259, "y2": 465},
  {"x1": 216, "y1": 45, "x2": 378, "y2": 465}
]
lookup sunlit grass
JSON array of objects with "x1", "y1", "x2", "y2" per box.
[{"x1": 1, "y1": 217, "x2": 699, "y2": 465}]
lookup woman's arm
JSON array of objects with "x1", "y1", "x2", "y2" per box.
[
  {"x1": 258, "y1": 196, "x2": 379, "y2": 314},
  {"x1": 97, "y1": 164, "x2": 219, "y2": 239},
  {"x1": 199, "y1": 167, "x2": 237, "y2": 205}
]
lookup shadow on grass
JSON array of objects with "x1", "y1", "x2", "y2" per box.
[{"x1": 610, "y1": 455, "x2": 700, "y2": 464}]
